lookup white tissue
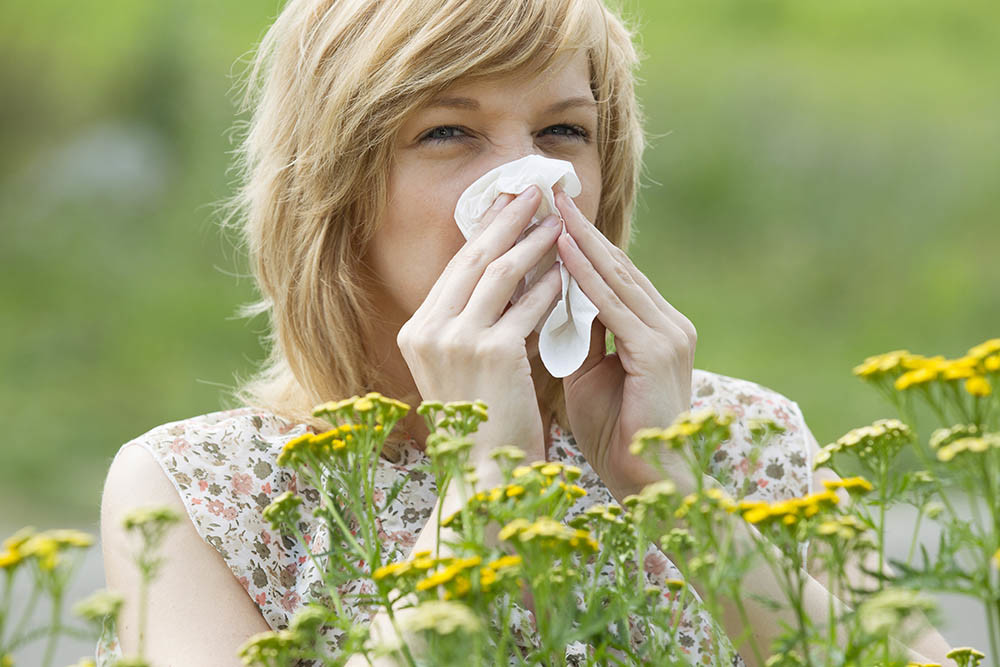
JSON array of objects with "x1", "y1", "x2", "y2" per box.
[{"x1": 453, "y1": 155, "x2": 599, "y2": 378}]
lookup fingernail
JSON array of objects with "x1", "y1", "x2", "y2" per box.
[
  {"x1": 517, "y1": 186, "x2": 539, "y2": 201},
  {"x1": 540, "y1": 215, "x2": 561, "y2": 228},
  {"x1": 491, "y1": 193, "x2": 514, "y2": 211}
]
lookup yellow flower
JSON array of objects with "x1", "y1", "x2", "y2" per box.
[
  {"x1": 895, "y1": 366, "x2": 938, "y2": 390},
  {"x1": 945, "y1": 646, "x2": 986, "y2": 667},
  {"x1": 937, "y1": 435, "x2": 999, "y2": 462},
  {"x1": 992, "y1": 548, "x2": 1000, "y2": 567},
  {"x1": 985, "y1": 354, "x2": 1000, "y2": 372},
  {"x1": 822, "y1": 476, "x2": 874, "y2": 495},
  {"x1": 539, "y1": 463, "x2": 562, "y2": 477},
  {"x1": 941, "y1": 360, "x2": 976, "y2": 380},
  {"x1": 498, "y1": 518, "x2": 531, "y2": 542},
  {"x1": 74, "y1": 589, "x2": 124, "y2": 622},
  {"x1": 965, "y1": 376, "x2": 992, "y2": 397},
  {"x1": 853, "y1": 349, "x2": 911, "y2": 377},
  {"x1": 906, "y1": 662, "x2": 941, "y2": 667},
  {"x1": 664, "y1": 578, "x2": 686, "y2": 591},
  {"x1": 486, "y1": 554, "x2": 523, "y2": 571},
  {"x1": 0, "y1": 550, "x2": 23, "y2": 570},
  {"x1": 416, "y1": 564, "x2": 462, "y2": 591},
  {"x1": 505, "y1": 484, "x2": 525, "y2": 498},
  {"x1": 373, "y1": 561, "x2": 412, "y2": 581},
  {"x1": 968, "y1": 338, "x2": 1000, "y2": 360}
]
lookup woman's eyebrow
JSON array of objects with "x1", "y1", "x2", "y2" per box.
[{"x1": 424, "y1": 95, "x2": 597, "y2": 114}]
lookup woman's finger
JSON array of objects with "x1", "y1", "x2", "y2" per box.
[
  {"x1": 555, "y1": 192, "x2": 694, "y2": 341},
  {"x1": 462, "y1": 215, "x2": 562, "y2": 327},
  {"x1": 493, "y1": 262, "x2": 562, "y2": 340},
  {"x1": 557, "y1": 230, "x2": 646, "y2": 339},
  {"x1": 419, "y1": 187, "x2": 541, "y2": 319}
]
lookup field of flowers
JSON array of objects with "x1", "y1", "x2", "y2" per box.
[{"x1": 3, "y1": 338, "x2": 997, "y2": 666}]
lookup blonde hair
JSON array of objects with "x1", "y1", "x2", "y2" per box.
[{"x1": 225, "y1": 0, "x2": 645, "y2": 440}]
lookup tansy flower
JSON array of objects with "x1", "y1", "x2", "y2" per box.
[
  {"x1": 968, "y1": 338, "x2": 1000, "y2": 360},
  {"x1": 945, "y1": 647, "x2": 986, "y2": 667},
  {"x1": 822, "y1": 476, "x2": 874, "y2": 495},
  {"x1": 74, "y1": 589, "x2": 124, "y2": 623},
  {"x1": 936, "y1": 435, "x2": 999, "y2": 462},
  {"x1": 965, "y1": 376, "x2": 992, "y2": 397},
  {"x1": 263, "y1": 491, "x2": 303, "y2": 531},
  {"x1": 399, "y1": 600, "x2": 482, "y2": 636},
  {"x1": 930, "y1": 424, "x2": 981, "y2": 451},
  {"x1": 853, "y1": 349, "x2": 911, "y2": 377},
  {"x1": 985, "y1": 354, "x2": 1000, "y2": 372},
  {"x1": 664, "y1": 578, "x2": 686, "y2": 591},
  {"x1": 815, "y1": 419, "x2": 911, "y2": 467}
]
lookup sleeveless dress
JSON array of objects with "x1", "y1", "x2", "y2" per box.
[{"x1": 96, "y1": 369, "x2": 814, "y2": 665}]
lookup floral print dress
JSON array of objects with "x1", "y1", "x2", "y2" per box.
[{"x1": 97, "y1": 369, "x2": 814, "y2": 666}]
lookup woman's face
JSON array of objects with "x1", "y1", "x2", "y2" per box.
[{"x1": 364, "y1": 52, "x2": 602, "y2": 336}]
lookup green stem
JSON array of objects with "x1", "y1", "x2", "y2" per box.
[
  {"x1": 40, "y1": 590, "x2": 62, "y2": 667},
  {"x1": 878, "y1": 459, "x2": 890, "y2": 667},
  {"x1": 138, "y1": 570, "x2": 150, "y2": 658},
  {"x1": 983, "y1": 597, "x2": 1000, "y2": 667},
  {"x1": 10, "y1": 583, "x2": 40, "y2": 647},
  {"x1": 382, "y1": 601, "x2": 419, "y2": 667},
  {"x1": 906, "y1": 508, "x2": 924, "y2": 566},
  {"x1": 730, "y1": 587, "x2": 766, "y2": 667},
  {"x1": 0, "y1": 569, "x2": 12, "y2": 646}
]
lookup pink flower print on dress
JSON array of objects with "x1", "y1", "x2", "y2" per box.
[
  {"x1": 207, "y1": 500, "x2": 224, "y2": 516},
  {"x1": 222, "y1": 506, "x2": 238, "y2": 520},
  {"x1": 232, "y1": 472, "x2": 254, "y2": 495},
  {"x1": 279, "y1": 590, "x2": 300, "y2": 612},
  {"x1": 169, "y1": 438, "x2": 190, "y2": 454}
]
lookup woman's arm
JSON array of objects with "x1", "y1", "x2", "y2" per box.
[{"x1": 101, "y1": 445, "x2": 272, "y2": 666}]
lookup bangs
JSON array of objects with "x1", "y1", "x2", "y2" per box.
[{"x1": 413, "y1": 0, "x2": 607, "y2": 82}]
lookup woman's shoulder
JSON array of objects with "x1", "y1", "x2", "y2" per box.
[
  {"x1": 691, "y1": 368, "x2": 804, "y2": 430},
  {"x1": 103, "y1": 407, "x2": 320, "y2": 629},
  {"x1": 691, "y1": 368, "x2": 815, "y2": 501},
  {"x1": 109, "y1": 406, "x2": 312, "y2": 536}
]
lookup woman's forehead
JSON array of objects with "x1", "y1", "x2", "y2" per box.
[{"x1": 426, "y1": 53, "x2": 595, "y2": 112}]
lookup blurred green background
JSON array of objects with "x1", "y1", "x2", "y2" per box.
[{"x1": 2, "y1": 0, "x2": 997, "y2": 525}]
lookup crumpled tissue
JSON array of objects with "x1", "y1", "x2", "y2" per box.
[{"x1": 453, "y1": 155, "x2": 599, "y2": 378}]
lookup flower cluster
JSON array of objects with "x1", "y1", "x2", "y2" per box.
[
  {"x1": 373, "y1": 551, "x2": 523, "y2": 602},
  {"x1": 946, "y1": 646, "x2": 987, "y2": 667},
  {"x1": 814, "y1": 419, "x2": 912, "y2": 466},
  {"x1": 854, "y1": 339, "x2": 1000, "y2": 399},
  {"x1": 498, "y1": 517, "x2": 598, "y2": 555},
  {"x1": 934, "y1": 432, "x2": 1000, "y2": 462},
  {"x1": 0, "y1": 528, "x2": 94, "y2": 573},
  {"x1": 262, "y1": 490, "x2": 304, "y2": 531},
  {"x1": 313, "y1": 392, "x2": 410, "y2": 427},
  {"x1": 629, "y1": 410, "x2": 733, "y2": 455},
  {"x1": 416, "y1": 399, "x2": 488, "y2": 437},
  {"x1": 739, "y1": 490, "x2": 840, "y2": 529}
]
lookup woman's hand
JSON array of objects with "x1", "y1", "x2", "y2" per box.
[
  {"x1": 396, "y1": 186, "x2": 562, "y2": 466},
  {"x1": 554, "y1": 190, "x2": 697, "y2": 500}
]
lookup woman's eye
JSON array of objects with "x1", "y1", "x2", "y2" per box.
[
  {"x1": 421, "y1": 126, "x2": 467, "y2": 143},
  {"x1": 540, "y1": 124, "x2": 589, "y2": 140}
]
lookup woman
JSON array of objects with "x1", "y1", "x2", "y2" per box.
[{"x1": 100, "y1": 0, "x2": 955, "y2": 664}]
